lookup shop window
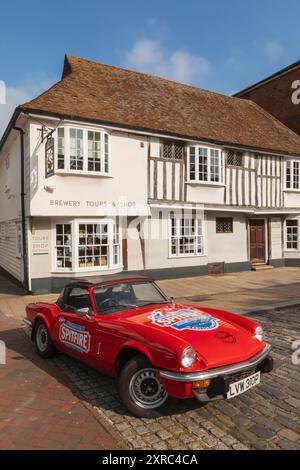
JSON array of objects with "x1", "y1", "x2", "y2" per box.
[
  {"x1": 78, "y1": 223, "x2": 109, "y2": 268},
  {"x1": 170, "y1": 216, "x2": 204, "y2": 257},
  {"x1": 55, "y1": 224, "x2": 72, "y2": 269},
  {"x1": 54, "y1": 220, "x2": 121, "y2": 272},
  {"x1": 286, "y1": 219, "x2": 299, "y2": 250}
]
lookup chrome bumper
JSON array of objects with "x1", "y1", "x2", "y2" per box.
[
  {"x1": 23, "y1": 318, "x2": 33, "y2": 328},
  {"x1": 159, "y1": 343, "x2": 271, "y2": 382}
]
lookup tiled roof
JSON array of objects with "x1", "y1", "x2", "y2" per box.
[{"x1": 18, "y1": 55, "x2": 300, "y2": 156}]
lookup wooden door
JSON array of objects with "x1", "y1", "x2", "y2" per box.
[{"x1": 249, "y1": 220, "x2": 265, "y2": 264}]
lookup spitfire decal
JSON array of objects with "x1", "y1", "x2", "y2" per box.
[
  {"x1": 149, "y1": 308, "x2": 219, "y2": 332},
  {"x1": 59, "y1": 321, "x2": 91, "y2": 353}
]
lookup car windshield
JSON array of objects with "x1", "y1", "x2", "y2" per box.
[{"x1": 92, "y1": 281, "x2": 169, "y2": 315}]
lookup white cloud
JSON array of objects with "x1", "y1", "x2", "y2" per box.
[
  {"x1": 125, "y1": 39, "x2": 210, "y2": 85},
  {"x1": 264, "y1": 40, "x2": 285, "y2": 61},
  {"x1": 0, "y1": 78, "x2": 53, "y2": 139},
  {"x1": 0, "y1": 86, "x2": 31, "y2": 137}
]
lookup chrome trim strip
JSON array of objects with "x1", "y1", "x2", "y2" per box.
[
  {"x1": 159, "y1": 344, "x2": 271, "y2": 382},
  {"x1": 22, "y1": 318, "x2": 33, "y2": 327}
]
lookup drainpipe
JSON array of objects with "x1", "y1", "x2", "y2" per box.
[{"x1": 13, "y1": 125, "x2": 29, "y2": 294}]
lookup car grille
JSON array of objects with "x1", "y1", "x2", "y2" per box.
[{"x1": 227, "y1": 366, "x2": 256, "y2": 384}]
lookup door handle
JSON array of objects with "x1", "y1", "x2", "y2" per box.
[{"x1": 59, "y1": 317, "x2": 65, "y2": 324}]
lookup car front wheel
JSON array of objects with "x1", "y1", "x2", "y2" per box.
[
  {"x1": 34, "y1": 319, "x2": 56, "y2": 358},
  {"x1": 118, "y1": 354, "x2": 172, "y2": 418}
]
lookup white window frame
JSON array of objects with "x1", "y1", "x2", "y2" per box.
[
  {"x1": 285, "y1": 159, "x2": 300, "y2": 191},
  {"x1": 285, "y1": 218, "x2": 300, "y2": 251},
  {"x1": 54, "y1": 125, "x2": 111, "y2": 177},
  {"x1": 16, "y1": 223, "x2": 22, "y2": 258},
  {"x1": 169, "y1": 215, "x2": 206, "y2": 258},
  {"x1": 51, "y1": 218, "x2": 122, "y2": 273},
  {"x1": 187, "y1": 144, "x2": 224, "y2": 185}
]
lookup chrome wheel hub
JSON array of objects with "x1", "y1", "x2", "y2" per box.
[{"x1": 129, "y1": 368, "x2": 167, "y2": 409}]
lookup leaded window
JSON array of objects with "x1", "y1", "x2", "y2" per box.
[
  {"x1": 216, "y1": 217, "x2": 233, "y2": 233},
  {"x1": 162, "y1": 141, "x2": 185, "y2": 160}
]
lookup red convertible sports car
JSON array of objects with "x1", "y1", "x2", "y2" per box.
[{"x1": 24, "y1": 276, "x2": 273, "y2": 418}]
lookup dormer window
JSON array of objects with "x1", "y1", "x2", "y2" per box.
[
  {"x1": 188, "y1": 145, "x2": 223, "y2": 184},
  {"x1": 54, "y1": 126, "x2": 110, "y2": 176}
]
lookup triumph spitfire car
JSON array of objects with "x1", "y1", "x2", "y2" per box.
[{"x1": 24, "y1": 276, "x2": 273, "y2": 418}]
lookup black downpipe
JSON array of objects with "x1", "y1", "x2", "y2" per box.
[{"x1": 13, "y1": 126, "x2": 29, "y2": 293}]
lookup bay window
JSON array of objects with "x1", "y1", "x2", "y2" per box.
[
  {"x1": 170, "y1": 215, "x2": 205, "y2": 257},
  {"x1": 55, "y1": 126, "x2": 110, "y2": 175},
  {"x1": 54, "y1": 219, "x2": 121, "y2": 271},
  {"x1": 286, "y1": 160, "x2": 300, "y2": 190},
  {"x1": 286, "y1": 219, "x2": 299, "y2": 250},
  {"x1": 188, "y1": 145, "x2": 223, "y2": 184}
]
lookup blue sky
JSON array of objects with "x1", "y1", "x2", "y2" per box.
[{"x1": 1, "y1": 0, "x2": 300, "y2": 135}]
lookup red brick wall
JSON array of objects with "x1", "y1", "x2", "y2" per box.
[{"x1": 237, "y1": 67, "x2": 300, "y2": 135}]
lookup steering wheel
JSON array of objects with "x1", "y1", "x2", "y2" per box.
[{"x1": 98, "y1": 298, "x2": 120, "y2": 309}]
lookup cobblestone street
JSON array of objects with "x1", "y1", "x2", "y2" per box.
[{"x1": 51, "y1": 306, "x2": 300, "y2": 450}]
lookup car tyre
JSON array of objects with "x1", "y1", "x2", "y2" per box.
[
  {"x1": 118, "y1": 354, "x2": 173, "y2": 418},
  {"x1": 34, "y1": 319, "x2": 56, "y2": 358}
]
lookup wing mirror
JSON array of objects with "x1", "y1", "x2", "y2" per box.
[{"x1": 76, "y1": 307, "x2": 94, "y2": 318}]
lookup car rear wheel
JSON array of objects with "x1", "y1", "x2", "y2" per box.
[
  {"x1": 34, "y1": 319, "x2": 56, "y2": 358},
  {"x1": 118, "y1": 355, "x2": 172, "y2": 418}
]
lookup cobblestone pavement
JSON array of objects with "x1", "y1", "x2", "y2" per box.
[{"x1": 51, "y1": 306, "x2": 300, "y2": 450}]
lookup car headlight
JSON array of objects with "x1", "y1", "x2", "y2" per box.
[
  {"x1": 181, "y1": 346, "x2": 196, "y2": 368},
  {"x1": 255, "y1": 326, "x2": 264, "y2": 342}
]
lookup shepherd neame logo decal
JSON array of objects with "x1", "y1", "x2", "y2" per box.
[
  {"x1": 150, "y1": 308, "x2": 219, "y2": 331},
  {"x1": 59, "y1": 321, "x2": 91, "y2": 353}
]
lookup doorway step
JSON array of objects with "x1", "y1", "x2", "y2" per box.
[{"x1": 251, "y1": 264, "x2": 274, "y2": 272}]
